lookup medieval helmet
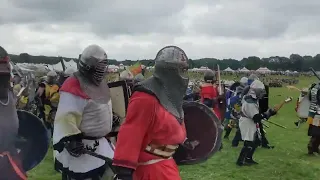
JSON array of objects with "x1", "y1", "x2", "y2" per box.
[
  {"x1": 64, "y1": 67, "x2": 76, "y2": 78},
  {"x1": 78, "y1": 45, "x2": 108, "y2": 85},
  {"x1": 235, "y1": 86, "x2": 244, "y2": 95},
  {"x1": 249, "y1": 80, "x2": 265, "y2": 99},
  {"x1": 153, "y1": 46, "x2": 189, "y2": 86},
  {"x1": 248, "y1": 74, "x2": 259, "y2": 85},
  {"x1": 240, "y1": 77, "x2": 248, "y2": 86},
  {"x1": 46, "y1": 70, "x2": 57, "y2": 84},
  {"x1": 204, "y1": 70, "x2": 216, "y2": 82}
]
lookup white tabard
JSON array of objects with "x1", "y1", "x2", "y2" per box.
[
  {"x1": 239, "y1": 98, "x2": 259, "y2": 141},
  {"x1": 53, "y1": 91, "x2": 114, "y2": 174}
]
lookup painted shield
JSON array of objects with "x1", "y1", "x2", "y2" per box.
[
  {"x1": 173, "y1": 101, "x2": 223, "y2": 165},
  {"x1": 297, "y1": 96, "x2": 310, "y2": 118},
  {"x1": 16, "y1": 110, "x2": 50, "y2": 171},
  {"x1": 259, "y1": 84, "x2": 269, "y2": 113}
]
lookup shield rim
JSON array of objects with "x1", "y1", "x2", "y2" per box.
[
  {"x1": 108, "y1": 80, "x2": 130, "y2": 117},
  {"x1": 174, "y1": 101, "x2": 223, "y2": 165},
  {"x1": 17, "y1": 110, "x2": 49, "y2": 171}
]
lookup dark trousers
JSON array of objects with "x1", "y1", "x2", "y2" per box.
[
  {"x1": 236, "y1": 140, "x2": 257, "y2": 165},
  {"x1": 308, "y1": 136, "x2": 320, "y2": 154},
  {"x1": 232, "y1": 128, "x2": 242, "y2": 146}
]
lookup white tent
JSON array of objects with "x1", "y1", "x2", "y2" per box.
[
  {"x1": 223, "y1": 67, "x2": 234, "y2": 72},
  {"x1": 256, "y1": 67, "x2": 271, "y2": 73},
  {"x1": 239, "y1": 67, "x2": 250, "y2": 72},
  {"x1": 285, "y1": 70, "x2": 291, "y2": 73},
  {"x1": 63, "y1": 59, "x2": 77, "y2": 69},
  {"x1": 108, "y1": 65, "x2": 120, "y2": 72}
]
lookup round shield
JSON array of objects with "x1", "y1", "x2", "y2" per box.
[
  {"x1": 173, "y1": 101, "x2": 223, "y2": 165},
  {"x1": 17, "y1": 110, "x2": 50, "y2": 171}
]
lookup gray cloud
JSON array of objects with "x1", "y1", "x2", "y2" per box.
[
  {"x1": 4, "y1": 0, "x2": 187, "y2": 37},
  {"x1": 2, "y1": 0, "x2": 320, "y2": 59}
]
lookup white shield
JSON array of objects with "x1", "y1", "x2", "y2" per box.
[{"x1": 297, "y1": 96, "x2": 311, "y2": 118}]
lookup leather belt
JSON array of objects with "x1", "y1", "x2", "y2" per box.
[{"x1": 144, "y1": 144, "x2": 179, "y2": 158}]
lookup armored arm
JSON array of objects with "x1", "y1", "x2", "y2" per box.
[{"x1": 181, "y1": 138, "x2": 200, "y2": 150}]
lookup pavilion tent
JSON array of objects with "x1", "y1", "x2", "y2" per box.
[
  {"x1": 256, "y1": 67, "x2": 271, "y2": 73},
  {"x1": 223, "y1": 67, "x2": 234, "y2": 72},
  {"x1": 239, "y1": 67, "x2": 250, "y2": 72}
]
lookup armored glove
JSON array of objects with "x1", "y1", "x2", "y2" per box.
[
  {"x1": 262, "y1": 108, "x2": 277, "y2": 120},
  {"x1": 182, "y1": 138, "x2": 200, "y2": 150},
  {"x1": 65, "y1": 140, "x2": 85, "y2": 157},
  {"x1": 113, "y1": 166, "x2": 133, "y2": 180}
]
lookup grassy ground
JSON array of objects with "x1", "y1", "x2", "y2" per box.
[{"x1": 28, "y1": 75, "x2": 320, "y2": 180}]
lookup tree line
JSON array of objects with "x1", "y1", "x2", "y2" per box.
[{"x1": 9, "y1": 53, "x2": 320, "y2": 71}]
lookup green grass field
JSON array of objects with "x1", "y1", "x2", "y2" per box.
[{"x1": 28, "y1": 75, "x2": 320, "y2": 180}]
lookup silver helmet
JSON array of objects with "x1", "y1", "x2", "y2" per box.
[
  {"x1": 137, "y1": 46, "x2": 189, "y2": 121},
  {"x1": 248, "y1": 80, "x2": 266, "y2": 99},
  {"x1": 46, "y1": 70, "x2": 57, "y2": 85},
  {"x1": 240, "y1": 77, "x2": 248, "y2": 86},
  {"x1": 204, "y1": 70, "x2": 216, "y2": 83},
  {"x1": 153, "y1": 46, "x2": 189, "y2": 87},
  {"x1": 78, "y1": 45, "x2": 108, "y2": 85}
]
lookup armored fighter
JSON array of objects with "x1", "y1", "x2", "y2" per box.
[
  {"x1": 36, "y1": 70, "x2": 60, "y2": 135},
  {"x1": 241, "y1": 74, "x2": 274, "y2": 149},
  {"x1": 306, "y1": 84, "x2": 320, "y2": 155},
  {"x1": 224, "y1": 86, "x2": 244, "y2": 143},
  {"x1": 113, "y1": 46, "x2": 199, "y2": 180},
  {"x1": 199, "y1": 70, "x2": 223, "y2": 121},
  {"x1": 224, "y1": 77, "x2": 247, "y2": 139},
  {"x1": 53, "y1": 45, "x2": 114, "y2": 179},
  {"x1": 0, "y1": 46, "x2": 26, "y2": 180},
  {"x1": 236, "y1": 80, "x2": 277, "y2": 166}
]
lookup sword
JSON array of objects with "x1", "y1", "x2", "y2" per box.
[{"x1": 83, "y1": 150, "x2": 115, "y2": 173}]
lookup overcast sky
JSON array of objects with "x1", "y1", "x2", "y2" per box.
[{"x1": 1, "y1": 0, "x2": 320, "y2": 60}]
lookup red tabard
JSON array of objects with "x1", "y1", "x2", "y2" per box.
[
  {"x1": 200, "y1": 83, "x2": 222, "y2": 120},
  {"x1": 113, "y1": 92, "x2": 187, "y2": 180}
]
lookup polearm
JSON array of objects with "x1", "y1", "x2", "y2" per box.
[
  {"x1": 217, "y1": 64, "x2": 222, "y2": 95},
  {"x1": 264, "y1": 120, "x2": 287, "y2": 129},
  {"x1": 310, "y1": 67, "x2": 320, "y2": 81}
]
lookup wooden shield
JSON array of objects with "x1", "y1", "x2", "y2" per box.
[
  {"x1": 173, "y1": 101, "x2": 223, "y2": 165},
  {"x1": 17, "y1": 110, "x2": 49, "y2": 171},
  {"x1": 108, "y1": 81, "x2": 130, "y2": 119}
]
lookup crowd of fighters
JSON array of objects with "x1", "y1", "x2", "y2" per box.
[{"x1": 0, "y1": 44, "x2": 319, "y2": 180}]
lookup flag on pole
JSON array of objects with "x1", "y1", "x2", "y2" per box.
[{"x1": 128, "y1": 62, "x2": 142, "y2": 76}]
